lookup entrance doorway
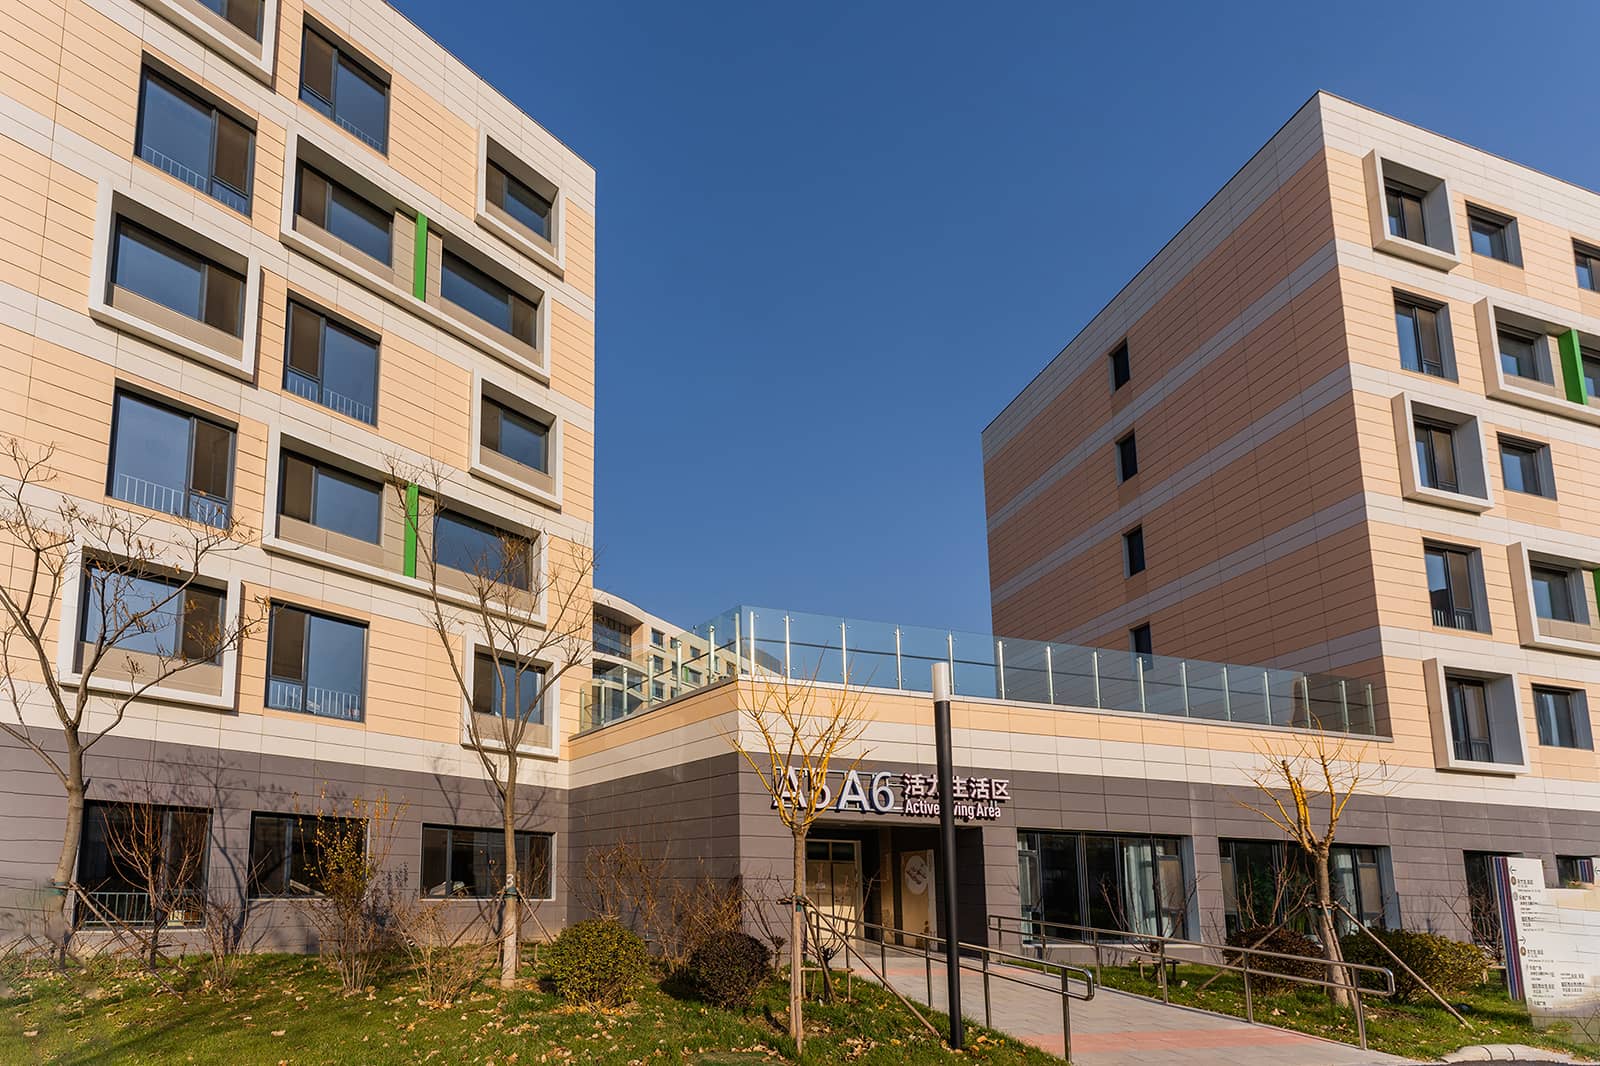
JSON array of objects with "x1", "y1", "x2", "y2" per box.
[{"x1": 806, "y1": 838, "x2": 862, "y2": 947}]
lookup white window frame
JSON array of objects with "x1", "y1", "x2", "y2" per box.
[
  {"x1": 1472, "y1": 300, "x2": 1600, "y2": 425},
  {"x1": 135, "y1": 0, "x2": 279, "y2": 84},
  {"x1": 1421, "y1": 658, "x2": 1529, "y2": 775},
  {"x1": 459, "y1": 634, "x2": 561, "y2": 760},
  {"x1": 1508, "y1": 542, "x2": 1600, "y2": 658},
  {"x1": 1391, "y1": 393, "x2": 1492, "y2": 512},
  {"x1": 468, "y1": 371, "x2": 563, "y2": 510},
  {"x1": 474, "y1": 131, "x2": 565, "y2": 277},
  {"x1": 1363, "y1": 151, "x2": 1459, "y2": 271}
]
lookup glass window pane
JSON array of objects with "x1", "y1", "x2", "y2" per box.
[
  {"x1": 334, "y1": 59, "x2": 388, "y2": 151},
  {"x1": 304, "y1": 613, "x2": 366, "y2": 713},
  {"x1": 1499, "y1": 330, "x2": 1537, "y2": 379},
  {"x1": 421, "y1": 826, "x2": 449, "y2": 896},
  {"x1": 287, "y1": 304, "x2": 323, "y2": 376},
  {"x1": 1501, "y1": 443, "x2": 1540, "y2": 495},
  {"x1": 442, "y1": 252, "x2": 514, "y2": 335},
  {"x1": 202, "y1": 262, "x2": 244, "y2": 335},
  {"x1": 436, "y1": 511, "x2": 527, "y2": 587},
  {"x1": 114, "y1": 223, "x2": 204, "y2": 320},
  {"x1": 491, "y1": 658, "x2": 543, "y2": 722},
  {"x1": 180, "y1": 585, "x2": 224, "y2": 661},
  {"x1": 82, "y1": 567, "x2": 182, "y2": 657},
  {"x1": 485, "y1": 399, "x2": 548, "y2": 471},
  {"x1": 212, "y1": 113, "x2": 253, "y2": 200},
  {"x1": 1583, "y1": 354, "x2": 1600, "y2": 399},
  {"x1": 1446, "y1": 551, "x2": 1473, "y2": 613},
  {"x1": 110, "y1": 392, "x2": 191, "y2": 514},
  {"x1": 1532, "y1": 567, "x2": 1574, "y2": 621},
  {"x1": 1395, "y1": 306, "x2": 1421, "y2": 373},
  {"x1": 320, "y1": 320, "x2": 379, "y2": 419},
  {"x1": 297, "y1": 167, "x2": 329, "y2": 228},
  {"x1": 1402, "y1": 195, "x2": 1426, "y2": 243},
  {"x1": 280, "y1": 455, "x2": 314, "y2": 523},
  {"x1": 189, "y1": 416, "x2": 232, "y2": 503},
  {"x1": 269, "y1": 606, "x2": 307, "y2": 682},
  {"x1": 326, "y1": 182, "x2": 392, "y2": 264},
  {"x1": 249, "y1": 814, "x2": 288, "y2": 896},
  {"x1": 493, "y1": 162, "x2": 552, "y2": 239},
  {"x1": 138, "y1": 74, "x2": 214, "y2": 195},
  {"x1": 312, "y1": 464, "x2": 382, "y2": 543},
  {"x1": 300, "y1": 30, "x2": 336, "y2": 106}
]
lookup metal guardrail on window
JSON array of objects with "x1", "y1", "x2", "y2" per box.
[
  {"x1": 285, "y1": 371, "x2": 374, "y2": 424},
  {"x1": 77, "y1": 889, "x2": 206, "y2": 928},
  {"x1": 138, "y1": 144, "x2": 249, "y2": 214},
  {"x1": 807, "y1": 908, "x2": 1096, "y2": 1061},
  {"x1": 114, "y1": 473, "x2": 229, "y2": 528},
  {"x1": 336, "y1": 114, "x2": 385, "y2": 153},
  {"x1": 1433, "y1": 607, "x2": 1477, "y2": 630},
  {"x1": 268, "y1": 679, "x2": 364, "y2": 721},
  {"x1": 987, "y1": 914, "x2": 1396, "y2": 1051}
]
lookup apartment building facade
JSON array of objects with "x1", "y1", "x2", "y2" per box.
[
  {"x1": 0, "y1": 0, "x2": 595, "y2": 941},
  {"x1": 982, "y1": 91, "x2": 1600, "y2": 928}
]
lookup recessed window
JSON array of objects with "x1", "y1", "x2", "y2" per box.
[
  {"x1": 79, "y1": 563, "x2": 225, "y2": 665},
  {"x1": 1123, "y1": 526, "x2": 1145, "y2": 577},
  {"x1": 434, "y1": 510, "x2": 531, "y2": 590},
  {"x1": 78, "y1": 802, "x2": 210, "y2": 926},
  {"x1": 200, "y1": 0, "x2": 262, "y2": 39},
  {"x1": 592, "y1": 613, "x2": 631, "y2": 658},
  {"x1": 1577, "y1": 243, "x2": 1600, "y2": 292},
  {"x1": 1499, "y1": 438, "x2": 1553, "y2": 498},
  {"x1": 1108, "y1": 341, "x2": 1130, "y2": 391},
  {"x1": 487, "y1": 160, "x2": 553, "y2": 242},
  {"x1": 1386, "y1": 181, "x2": 1427, "y2": 244},
  {"x1": 1497, "y1": 326, "x2": 1546, "y2": 383},
  {"x1": 1129, "y1": 623, "x2": 1153, "y2": 661},
  {"x1": 248, "y1": 811, "x2": 359, "y2": 896},
  {"x1": 441, "y1": 251, "x2": 537, "y2": 347},
  {"x1": 279, "y1": 453, "x2": 383, "y2": 545},
  {"x1": 1394, "y1": 295, "x2": 1448, "y2": 378},
  {"x1": 285, "y1": 301, "x2": 378, "y2": 425},
  {"x1": 299, "y1": 26, "x2": 388, "y2": 153},
  {"x1": 650, "y1": 628, "x2": 665, "y2": 647},
  {"x1": 421, "y1": 825, "x2": 552, "y2": 900},
  {"x1": 1424, "y1": 545, "x2": 1482, "y2": 632},
  {"x1": 295, "y1": 164, "x2": 392, "y2": 266},
  {"x1": 265, "y1": 603, "x2": 367, "y2": 720},
  {"x1": 471, "y1": 650, "x2": 545, "y2": 721},
  {"x1": 1413, "y1": 418, "x2": 1460, "y2": 493},
  {"x1": 136, "y1": 68, "x2": 253, "y2": 214},
  {"x1": 1534, "y1": 687, "x2": 1591, "y2": 749},
  {"x1": 1583, "y1": 347, "x2": 1600, "y2": 400},
  {"x1": 1467, "y1": 206, "x2": 1518, "y2": 264},
  {"x1": 1115, "y1": 431, "x2": 1138, "y2": 482},
  {"x1": 481, "y1": 396, "x2": 549, "y2": 474},
  {"x1": 1531, "y1": 565, "x2": 1584, "y2": 624},
  {"x1": 1446, "y1": 676, "x2": 1493, "y2": 763},
  {"x1": 108, "y1": 391, "x2": 233, "y2": 526},
  {"x1": 111, "y1": 219, "x2": 244, "y2": 336}
]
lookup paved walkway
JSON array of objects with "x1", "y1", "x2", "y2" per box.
[{"x1": 844, "y1": 942, "x2": 1413, "y2": 1066}]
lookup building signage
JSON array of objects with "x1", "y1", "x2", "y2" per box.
[
  {"x1": 775, "y1": 767, "x2": 1011, "y2": 822},
  {"x1": 1496, "y1": 855, "x2": 1600, "y2": 1039}
]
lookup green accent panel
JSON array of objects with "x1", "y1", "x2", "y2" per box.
[
  {"x1": 1557, "y1": 329, "x2": 1588, "y2": 405},
  {"x1": 1592, "y1": 569, "x2": 1600, "y2": 613},
  {"x1": 412, "y1": 213, "x2": 429, "y2": 301},
  {"x1": 403, "y1": 482, "x2": 420, "y2": 578}
]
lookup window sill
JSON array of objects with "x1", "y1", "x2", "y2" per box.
[
  {"x1": 468, "y1": 457, "x2": 561, "y2": 511},
  {"x1": 67, "y1": 668, "x2": 237, "y2": 713},
  {"x1": 1522, "y1": 626, "x2": 1600, "y2": 659},
  {"x1": 136, "y1": 0, "x2": 276, "y2": 84},
  {"x1": 1437, "y1": 756, "x2": 1528, "y2": 777},
  {"x1": 281, "y1": 223, "x2": 550, "y2": 384},
  {"x1": 1373, "y1": 233, "x2": 1459, "y2": 272},
  {"x1": 475, "y1": 207, "x2": 564, "y2": 279},
  {"x1": 1486, "y1": 377, "x2": 1600, "y2": 426},
  {"x1": 1402, "y1": 485, "x2": 1492, "y2": 514},
  {"x1": 89, "y1": 299, "x2": 253, "y2": 383}
]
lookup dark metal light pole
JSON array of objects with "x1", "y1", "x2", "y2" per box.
[{"x1": 931, "y1": 662, "x2": 964, "y2": 1049}]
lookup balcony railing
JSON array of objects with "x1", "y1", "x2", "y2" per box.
[
  {"x1": 268, "y1": 679, "x2": 364, "y2": 721},
  {"x1": 138, "y1": 143, "x2": 250, "y2": 214},
  {"x1": 285, "y1": 370, "x2": 375, "y2": 425},
  {"x1": 77, "y1": 889, "x2": 205, "y2": 928},
  {"x1": 580, "y1": 605, "x2": 1385, "y2": 737},
  {"x1": 1432, "y1": 606, "x2": 1478, "y2": 630},
  {"x1": 113, "y1": 472, "x2": 229, "y2": 527}
]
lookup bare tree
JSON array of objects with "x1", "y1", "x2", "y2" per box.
[
  {"x1": 0, "y1": 438, "x2": 262, "y2": 938},
  {"x1": 1240, "y1": 728, "x2": 1380, "y2": 1009},
  {"x1": 300, "y1": 790, "x2": 407, "y2": 993},
  {"x1": 390, "y1": 461, "x2": 592, "y2": 987},
  {"x1": 95, "y1": 800, "x2": 209, "y2": 972},
  {"x1": 728, "y1": 672, "x2": 870, "y2": 1054}
]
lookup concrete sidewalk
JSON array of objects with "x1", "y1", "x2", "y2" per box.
[{"x1": 850, "y1": 943, "x2": 1413, "y2": 1065}]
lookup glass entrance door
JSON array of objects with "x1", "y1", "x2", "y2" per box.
[{"x1": 806, "y1": 839, "x2": 861, "y2": 948}]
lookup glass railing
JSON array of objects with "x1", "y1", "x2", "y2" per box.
[{"x1": 580, "y1": 605, "x2": 1385, "y2": 737}]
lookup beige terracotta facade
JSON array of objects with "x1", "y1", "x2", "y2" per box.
[{"x1": 1, "y1": 0, "x2": 594, "y2": 935}]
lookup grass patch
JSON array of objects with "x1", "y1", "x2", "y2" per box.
[
  {"x1": 0, "y1": 953, "x2": 1057, "y2": 1065},
  {"x1": 1095, "y1": 961, "x2": 1600, "y2": 1061}
]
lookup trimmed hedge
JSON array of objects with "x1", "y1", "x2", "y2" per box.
[
  {"x1": 1339, "y1": 928, "x2": 1489, "y2": 1003},
  {"x1": 543, "y1": 918, "x2": 649, "y2": 1008},
  {"x1": 1223, "y1": 926, "x2": 1323, "y2": 993},
  {"x1": 686, "y1": 930, "x2": 770, "y2": 1010}
]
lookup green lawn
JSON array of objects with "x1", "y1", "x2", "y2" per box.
[
  {"x1": 0, "y1": 954, "x2": 1058, "y2": 1065},
  {"x1": 1095, "y1": 961, "x2": 1600, "y2": 1061}
]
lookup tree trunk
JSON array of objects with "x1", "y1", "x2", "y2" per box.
[
  {"x1": 500, "y1": 779, "x2": 520, "y2": 988},
  {"x1": 790, "y1": 830, "x2": 805, "y2": 1054},
  {"x1": 1314, "y1": 848, "x2": 1354, "y2": 1009},
  {"x1": 49, "y1": 738, "x2": 86, "y2": 947}
]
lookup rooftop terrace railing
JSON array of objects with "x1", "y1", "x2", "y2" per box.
[{"x1": 580, "y1": 605, "x2": 1384, "y2": 738}]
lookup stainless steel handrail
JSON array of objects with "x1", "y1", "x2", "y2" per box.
[
  {"x1": 989, "y1": 914, "x2": 1395, "y2": 1050},
  {"x1": 808, "y1": 909, "x2": 1095, "y2": 1059}
]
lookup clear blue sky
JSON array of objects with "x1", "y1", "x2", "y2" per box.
[{"x1": 394, "y1": 0, "x2": 1598, "y2": 633}]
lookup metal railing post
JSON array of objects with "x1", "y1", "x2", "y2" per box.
[
  {"x1": 1221, "y1": 664, "x2": 1232, "y2": 721},
  {"x1": 1159, "y1": 938, "x2": 1169, "y2": 1003},
  {"x1": 708, "y1": 624, "x2": 716, "y2": 676},
  {"x1": 947, "y1": 632, "x2": 956, "y2": 694},
  {"x1": 1060, "y1": 966, "x2": 1073, "y2": 1065},
  {"x1": 996, "y1": 639, "x2": 1006, "y2": 700},
  {"x1": 925, "y1": 947, "x2": 933, "y2": 1005},
  {"x1": 1180, "y1": 660, "x2": 1190, "y2": 716},
  {"x1": 1299, "y1": 673, "x2": 1310, "y2": 726},
  {"x1": 1137, "y1": 655, "x2": 1147, "y2": 713},
  {"x1": 1045, "y1": 645, "x2": 1055, "y2": 705},
  {"x1": 894, "y1": 626, "x2": 903, "y2": 689},
  {"x1": 982, "y1": 951, "x2": 992, "y2": 1027},
  {"x1": 784, "y1": 614, "x2": 792, "y2": 679},
  {"x1": 1242, "y1": 952, "x2": 1254, "y2": 1024},
  {"x1": 733, "y1": 618, "x2": 742, "y2": 678},
  {"x1": 1092, "y1": 651, "x2": 1102, "y2": 708},
  {"x1": 747, "y1": 611, "x2": 756, "y2": 679},
  {"x1": 674, "y1": 642, "x2": 683, "y2": 694},
  {"x1": 840, "y1": 621, "x2": 848, "y2": 684},
  {"x1": 1340, "y1": 678, "x2": 1351, "y2": 732},
  {"x1": 1355, "y1": 982, "x2": 1368, "y2": 1049},
  {"x1": 1262, "y1": 669, "x2": 1272, "y2": 726}
]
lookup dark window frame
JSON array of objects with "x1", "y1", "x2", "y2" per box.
[
  {"x1": 107, "y1": 389, "x2": 235, "y2": 526},
  {"x1": 420, "y1": 823, "x2": 554, "y2": 900},
  {"x1": 1530, "y1": 564, "x2": 1583, "y2": 624},
  {"x1": 1394, "y1": 294, "x2": 1448, "y2": 378},
  {"x1": 197, "y1": 0, "x2": 263, "y2": 40},
  {"x1": 486, "y1": 159, "x2": 554, "y2": 243},
  {"x1": 247, "y1": 811, "x2": 364, "y2": 897},
  {"x1": 76, "y1": 561, "x2": 227, "y2": 668},
  {"x1": 1498, "y1": 436, "x2": 1552, "y2": 498},
  {"x1": 264, "y1": 602, "x2": 368, "y2": 721},
  {"x1": 480, "y1": 394, "x2": 550, "y2": 474},
  {"x1": 1108, "y1": 341, "x2": 1131, "y2": 391},
  {"x1": 1466, "y1": 205, "x2": 1517, "y2": 264},
  {"x1": 77, "y1": 800, "x2": 211, "y2": 927},
  {"x1": 1385, "y1": 181, "x2": 1428, "y2": 244},
  {"x1": 1533, "y1": 685, "x2": 1591, "y2": 750},
  {"x1": 135, "y1": 66, "x2": 255, "y2": 214},
  {"x1": 1018, "y1": 829, "x2": 1189, "y2": 940},
  {"x1": 294, "y1": 162, "x2": 393, "y2": 266},
  {"x1": 1115, "y1": 431, "x2": 1138, "y2": 483},
  {"x1": 440, "y1": 249, "x2": 539, "y2": 347},
  {"x1": 298, "y1": 24, "x2": 389, "y2": 153},
  {"x1": 110, "y1": 217, "x2": 246, "y2": 337},
  {"x1": 471, "y1": 649, "x2": 547, "y2": 723},
  {"x1": 277, "y1": 451, "x2": 384, "y2": 545},
  {"x1": 1576, "y1": 243, "x2": 1600, "y2": 293},
  {"x1": 284, "y1": 299, "x2": 380, "y2": 425},
  {"x1": 1424, "y1": 543, "x2": 1482, "y2": 632},
  {"x1": 1413, "y1": 418, "x2": 1461, "y2": 494},
  {"x1": 1446, "y1": 675, "x2": 1494, "y2": 763},
  {"x1": 433, "y1": 509, "x2": 532, "y2": 590},
  {"x1": 1123, "y1": 526, "x2": 1145, "y2": 577}
]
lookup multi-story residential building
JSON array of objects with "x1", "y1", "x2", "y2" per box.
[
  {"x1": 982, "y1": 91, "x2": 1600, "y2": 925},
  {"x1": 0, "y1": 0, "x2": 595, "y2": 941}
]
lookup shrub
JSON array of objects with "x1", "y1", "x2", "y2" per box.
[
  {"x1": 687, "y1": 930, "x2": 770, "y2": 1009},
  {"x1": 1339, "y1": 928, "x2": 1489, "y2": 1003},
  {"x1": 543, "y1": 918, "x2": 649, "y2": 1008},
  {"x1": 1223, "y1": 926, "x2": 1323, "y2": 993}
]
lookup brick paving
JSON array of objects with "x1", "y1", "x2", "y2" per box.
[{"x1": 847, "y1": 942, "x2": 1414, "y2": 1065}]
